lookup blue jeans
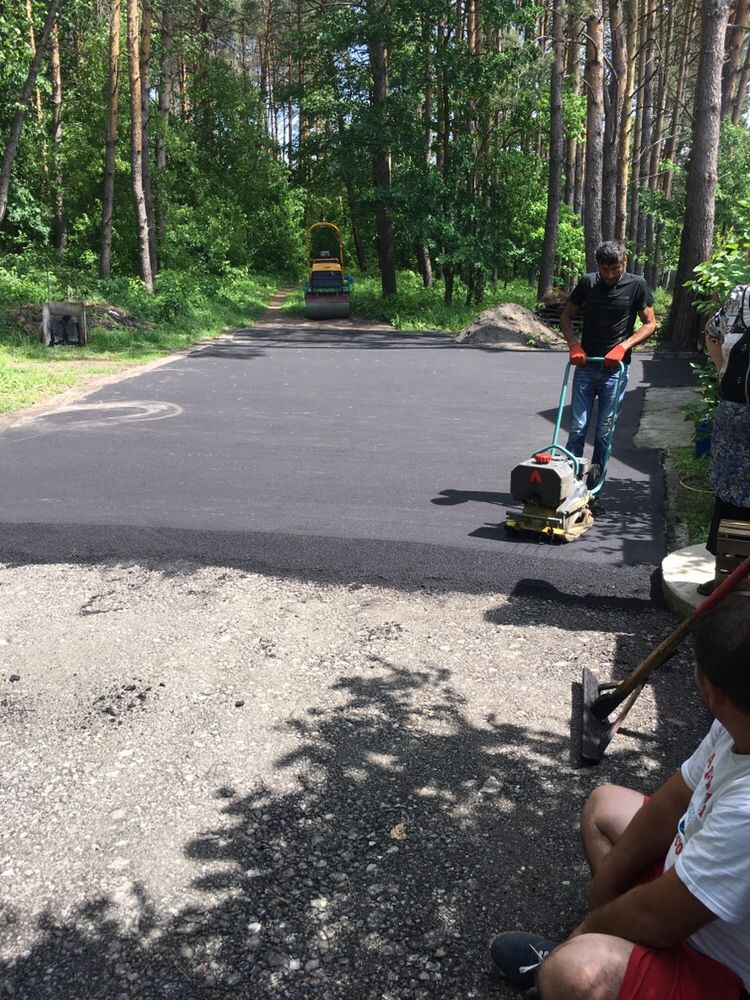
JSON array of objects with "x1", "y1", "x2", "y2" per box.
[{"x1": 566, "y1": 362, "x2": 629, "y2": 471}]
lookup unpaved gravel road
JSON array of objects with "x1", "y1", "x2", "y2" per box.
[{"x1": 0, "y1": 556, "x2": 708, "y2": 999}]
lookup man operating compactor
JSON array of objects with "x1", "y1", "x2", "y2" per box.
[{"x1": 559, "y1": 241, "x2": 656, "y2": 497}]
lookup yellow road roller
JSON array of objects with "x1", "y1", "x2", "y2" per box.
[{"x1": 304, "y1": 222, "x2": 352, "y2": 320}]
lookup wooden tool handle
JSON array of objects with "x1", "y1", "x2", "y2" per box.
[{"x1": 613, "y1": 553, "x2": 750, "y2": 700}]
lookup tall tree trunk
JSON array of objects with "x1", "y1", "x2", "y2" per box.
[
  {"x1": 140, "y1": 0, "x2": 157, "y2": 275},
  {"x1": 634, "y1": 0, "x2": 656, "y2": 275},
  {"x1": 665, "y1": 0, "x2": 732, "y2": 350},
  {"x1": 0, "y1": 0, "x2": 60, "y2": 227},
  {"x1": 645, "y1": 3, "x2": 672, "y2": 288},
  {"x1": 615, "y1": 0, "x2": 635, "y2": 240},
  {"x1": 574, "y1": 138, "x2": 585, "y2": 217},
  {"x1": 662, "y1": 0, "x2": 697, "y2": 197},
  {"x1": 437, "y1": 16, "x2": 450, "y2": 294},
  {"x1": 418, "y1": 14, "x2": 433, "y2": 288},
  {"x1": 156, "y1": 7, "x2": 172, "y2": 243},
  {"x1": 722, "y1": 0, "x2": 750, "y2": 117},
  {"x1": 24, "y1": 0, "x2": 48, "y2": 176},
  {"x1": 367, "y1": 3, "x2": 397, "y2": 297},
  {"x1": 128, "y1": 0, "x2": 154, "y2": 291},
  {"x1": 178, "y1": 56, "x2": 189, "y2": 119},
  {"x1": 100, "y1": 0, "x2": 121, "y2": 278},
  {"x1": 346, "y1": 182, "x2": 367, "y2": 271},
  {"x1": 583, "y1": 0, "x2": 604, "y2": 268},
  {"x1": 731, "y1": 37, "x2": 750, "y2": 123},
  {"x1": 602, "y1": 0, "x2": 626, "y2": 238},
  {"x1": 50, "y1": 18, "x2": 65, "y2": 253},
  {"x1": 564, "y1": 13, "x2": 581, "y2": 212},
  {"x1": 537, "y1": 0, "x2": 565, "y2": 300},
  {"x1": 627, "y1": 9, "x2": 646, "y2": 266}
]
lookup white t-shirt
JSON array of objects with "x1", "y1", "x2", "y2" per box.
[{"x1": 663, "y1": 719, "x2": 750, "y2": 989}]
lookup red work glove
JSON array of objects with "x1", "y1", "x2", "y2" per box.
[
  {"x1": 569, "y1": 343, "x2": 587, "y2": 366},
  {"x1": 604, "y1": 344, "x2": 626, "y2": 367}
]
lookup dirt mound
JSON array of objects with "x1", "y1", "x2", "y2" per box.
[{"x1": 457, "y1": 302, "x2": 565, "y2": 350}]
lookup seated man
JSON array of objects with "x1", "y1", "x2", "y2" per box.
[{"x1": 490, "y1": 604, "x2": 750, "y2": 1000}]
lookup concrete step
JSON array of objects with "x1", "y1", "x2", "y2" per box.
[{"x1": 661, "y1": 543, "x2": 750, "y2": 618}]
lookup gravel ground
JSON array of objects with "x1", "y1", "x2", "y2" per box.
[{"x1": 0, "y1": 557, "x2": 709, "y2": 999}]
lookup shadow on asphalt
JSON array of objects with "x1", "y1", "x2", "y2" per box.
[
  {"x1": 431, "y1": 489, "x2": 512, "y2": 507},
  {"x1": 0, "y1": 522, "x2": 663, "y2": 599},
  {"x1": 198, "y1": 326, "x2": 563, "y2": 352},
  {"x1": 0, "y1": 650, "x2": 706, "y2": 999},
  {"x1": 443, "y1": 474, "x2": 664, "y2": 567}
]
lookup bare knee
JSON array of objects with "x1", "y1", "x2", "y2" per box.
[
  {"x1": 580, "y1": 784, "x2": 625, "y2": 831},
  {"x1": 537, "y1": 935, "x2": 631, "y2": 1000},
  {"x1": 580, "y1": 784, "x2": 644, "y2": 867}
]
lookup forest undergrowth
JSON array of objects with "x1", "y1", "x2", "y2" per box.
[{"x1": 0, "y1": 257, "x2": 285, "y2": 413}]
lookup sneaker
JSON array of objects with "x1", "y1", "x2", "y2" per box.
[{"x1": 489, "y1": 931, "x2": 556, "y2": 989}]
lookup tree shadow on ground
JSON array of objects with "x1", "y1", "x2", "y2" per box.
[
  {"x1": 0, "y1": 650, "x2": 702, "y2": 1000},
  {"x1": 485, "y1": 578, "x2": 710, "y2": 767}
]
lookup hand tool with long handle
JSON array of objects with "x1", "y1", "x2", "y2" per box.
[{"x1": 581, "y1": 554, "x2": 750, "y2": 762}]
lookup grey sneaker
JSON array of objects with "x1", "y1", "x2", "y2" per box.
[{"x1": 488, "y1": 931, "x2": 556, "y2": 989}]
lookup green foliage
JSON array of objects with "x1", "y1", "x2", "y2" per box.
[
  {"x1": 652, "y1": 286, "x2": 671, "y2": 317},
  {"x1": 670, "y1": 447, "x2": 713, "y2": 547},
  {"x1": 528, "y1": 202, "x2": 584, "y2": 290},
  {"x1": 0, "y1": 252, "x2": 282, "y2": 365},
  {"x1": 682, "y1": 357, "x2": 720, "y2": 431},
  {"x1": 688, "y1": 202, "x2": 750, "y2": 307},
  {"x1": 716, "y1": 124, "x2": 750, "y2": 230},
  {"x1": 352, "y1": 268, "x2": 536, "y2": 332},
  {"x1": 636, "y1": 186, "x2": 683, "y2": 274},
  {"x1": 562, "y1": 84, "x2": 586, "y2": 144},
  {"x1": 0, "y1": 4, "x2": 303, "y2": 285}
]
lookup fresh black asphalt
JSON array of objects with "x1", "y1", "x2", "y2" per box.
[{"x1": 0, "y1": 323, "x2": 696, "y2": 600}]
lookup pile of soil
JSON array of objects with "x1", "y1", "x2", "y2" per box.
[
  {"x1": 11, "y1": 306, "x2": 43, "y2": 338},
  {"x1": 456, "y1": 302, "x2": 565, "y2": 350}
]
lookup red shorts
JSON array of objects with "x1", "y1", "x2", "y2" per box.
[{"x1": 619, "y1": 862, "x2": 744, "y2": 1000}]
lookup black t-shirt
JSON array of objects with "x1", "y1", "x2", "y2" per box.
[{"x1": 569, "y1": 272, "x2": 654, "y2": 363}]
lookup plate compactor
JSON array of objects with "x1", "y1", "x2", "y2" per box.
[{"x1": 505, "y1": 358, "x2": 626, "y2": 542}]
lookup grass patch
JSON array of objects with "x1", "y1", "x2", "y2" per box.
[
  {"x1": 280, "y1": 285, "x2": 306, "y2": 317},
  {"x1": 0, "y1": 362, "x2": 125, "y2": 414},
  {"x1": 671, "y1": 446, "x2": 713, "y2": 545},
  {"x1": 0, "y1": 258, "x2": 286, "y2": 413},
  {"x1": 350, "y1": 271, "x2": 537, "y2": 332}
]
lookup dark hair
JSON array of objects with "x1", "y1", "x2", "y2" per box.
[
  {"x1": 595, "y1": 241, "x2": 627, "y2": 266},
  {"x1": 694, "y1": 606, "x2": 750, "y2": 714}
]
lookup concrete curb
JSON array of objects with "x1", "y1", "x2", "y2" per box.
[
  {"x1": 661, "y1": 543, "x2": 713, "y2": 618},
  {"x1": 661, "y1": 543, "x2": 750, "y2": 618}
]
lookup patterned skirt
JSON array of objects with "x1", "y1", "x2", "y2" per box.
[{"x1": 711, "y1": 399, "x2": 750, "y2": 507}]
